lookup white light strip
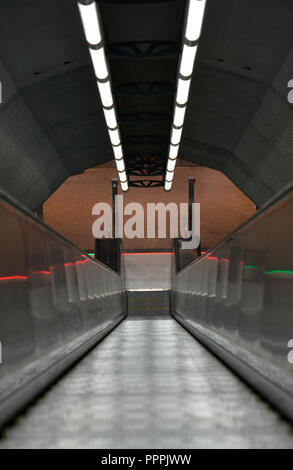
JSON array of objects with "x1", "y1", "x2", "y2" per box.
[
  {"x1": 89, "y1": 47, "x2": 108, "y2": 80},
  {"x1": 171, "y1": 127, "x2": 183, "y2": 146},
  {"x1": 108, "y1": 128, "x2": 120, "y2": 146},
  {"x1": 116, "y1": 159, "x2": 125, "y2": 172},
  {"x1": 173, "y1": 106, "x2": 186, "y2": 128},
  {"x1": 176, "y1": 79, "x2": 191, "y2": 105},
  {"x1": 77, "y1": 2, "x2": 102, "y2": 46},
  {"x1": 169, "y1": 144, "x2": 179, "y2": 160},
  {"x1": 167, "y1": 159, "x2": 177, "y2": 172},
  {"x1": 185, "y1": 0, "x2": 206, "y2": 42},
  {"x1": 78, "y1": 1, "x2": 128, "y2": 191},
  {"x1": 180, "y1": 44, "x2": 198, "y2": 77},
  {"x1": 119, "y1": 171, "x2": 127, "y2": 182},
  {"x1": 165, "y1": 181, "x2": 172, "y2": 191},
  {"x1": 166, "y1": 171, "x2": 174, "y2": 182},
  {"x1": 165, "y1": 0, "x2": 206, "y2": 191},
  {"x1": 103, "y1": 107, "x2": 117, "y2": 129},
  {"x1": 113, "y1": 145, "x2": 123, "y2": 159},
  {"x1": 120, "y1": 181, "x2": 128, "y2": 191},
  {"x1": 97, "y1": 80, "x2": 113, "y2": 108}
]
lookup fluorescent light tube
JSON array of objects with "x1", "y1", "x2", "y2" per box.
[
  {"x1": 169, "y1": 145, "x2": 179, "y2": 160},
  {"x1": 176, "y1": 79, "x2": 191, "y2": 105},
  {"x1": 119, "y1": 171, "x2": 127, "y2": 182},
  {"x1": 77, "y1": 2, "x2": 102, "y2": 46},
  {"x1": 185, "y1": 0, "x2": 207, "y2": 42},
  {"x1": 120, "y1": 181, "x2": 128, "y2": 192},
  {"x1": 89, "y1": 47, "x2": 108, "y2": 80},
  {"x1": 171, "y1": 127, "x2": 183, "y2": 146},
  {"x1": 180, "y1": 44, "x2": 198, "y2": 77},
  {"x1": 116, "y1": 159, "x2": 125, "y2": 172},
  {"x1": 108, "y1": 128, "x2": 120, "y2": 146},
  {"x1": 165, "y1": 181, "x2": 172, "y2": 191},
  {"x1": 103, "y1": 107, "x2": 117, "y2": 129},
  {"x1": 78, "y1": 2, "x2": 128, "y2": 188},
  {"x1": 166, "y1": 171, "x2": 174, "y2": 182},
  {"x1": 97, "y1": 80, "x2": 113, "y2": 108},
  {"x1": 113, "y1": 145, "x2": 123, "y2": 159},
  {"x1": 173, "y1": 106, "x2": 186, "y2": 128},
  {"x1": 167, "y1": 159, "x2": 177, "y2": 172}
]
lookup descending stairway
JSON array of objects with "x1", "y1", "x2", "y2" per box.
[{"x1": 0, "y1": 290, "x2": 292, "y2": 449}]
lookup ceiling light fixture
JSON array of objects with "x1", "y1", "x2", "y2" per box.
[
  {"x1": 165, "y1": 0, "x2": 206, "y2": 191},
  {"x1": 176, "y1": 79, "x2": 191, "y2": 106},
  {"x1": 115, "y1": 159, "x2": 125, "y2": 172},
  {"x1": 77, "y1": 0, "x2": 128, "y2": 191},
  {"x1": 171, "y1": 127, "x2": 183, "y2": 146},
  {"x1": 120, "y1": 181, "x2": 128, "y2": 192},
  {"x1": 119, "y1": 171, "x2": 127, "y2": 182},
  {"x1": 166, "y1": 171, "x2": 174, "y2": 182},
  {"x1": 167, "y1": 159, "x2": 177, "y2": 172},
  {"x1": 113, "y1": 145, "x2": 123, "y2": 160},
  {"x1": 169, "y1": 144, "x2": 179, "y2": 160},
  {"x1": 108, "y1": 128, "x2": 120, "y2": 146},
  {"x1": 89, "y1": 47, "x2": 109, "y2": 80},
  {"x1": 77, "y1": 2, "x2": 102, "y2": 45},
  {"x1": 165, "y1": 181, "x2": 172, "y2": 191},
  {"x1": 103, "y1": 107, "x2": 117, "y2": 129},
  {"x1": 185, "y1": 0, "x2": 207, "y2": 42},
  {"x1": 97, "y1": 80, "x2": 113, "y2": 108},
  {"x1": 180, "y1": 44, "x2": 198, "y2": 77},
  {"x1": 173, "y1": 106, "x2": 186, "y2": 128}
]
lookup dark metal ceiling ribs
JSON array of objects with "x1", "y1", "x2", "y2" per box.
[
  {"x1": 127, "y1": 153, "x2": 166, "y2": 164},
  {"x1": 128, "y1": 167, "x2": 165, "y2": 177},
  {"x1": 129, "y1": 179, "x2": 164, "y2": 188},
  {"x1": 124, "y1": 135, "x2": 167, "y2": 146},
  {"x1": 0, "y1": 0, "x2": 291, "y2": 207},
  {"x1": 114, "y1": 82, "x2": 174, "y2": 97},
  {"x1": 107, "y1": 41, "x2": 179, "y2": 58},
  {"x1": 120, "y1": 112, "x2": 169, "y2": 124},
  {"x1": 127, "y1": 154, "x2": 166, "y2": 176},
  {"x1": 99, "y1": 0, "x2": 187, "y2": 188}
]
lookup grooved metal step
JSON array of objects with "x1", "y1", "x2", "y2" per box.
[
  {"x1": 0, "y1": 314, "x2": 292, "y2": 449},
  {"x1": 127, "y1": 290, "x2": 170, "y2": 318}
]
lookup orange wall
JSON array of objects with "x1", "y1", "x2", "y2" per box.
[{"x1": 44, "y1": 166, "x2": 255, "y2": 252}]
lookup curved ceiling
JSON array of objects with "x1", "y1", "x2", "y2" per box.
[{"x1": 0, "y1": 0, "x2": 292, "y2": 211}]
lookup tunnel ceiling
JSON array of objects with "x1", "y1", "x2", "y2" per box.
[{"x1": 0, "y1": 0, "x2": 293, "y2": 211}]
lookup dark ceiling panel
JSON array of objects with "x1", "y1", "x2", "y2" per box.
[
  {"x1": 0, "y1": 0, "x2": 88, "y2": 88},
  {"x1": 0, "y1": 0, "x2": 292, "y2": 210},
  {"x1": 100, "y1": 2, "x2": 186, "y2": 43},
  {"x1": 99, "y1": 0, "x2": 187, "y2": 187},
  {"x1": 181, "y1": 0, "x2": 293, "y2": 205}
]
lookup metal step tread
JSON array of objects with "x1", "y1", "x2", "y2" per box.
[{"x1": 0, "y1": 317, "x2": 292, "y2": 449}]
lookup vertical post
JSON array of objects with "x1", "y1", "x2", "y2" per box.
[
  {"x1": 174, "y1": 238, "x2": 181, "y2": 272},
  {"x1": 112, "y1": 178, "x2": 118, "y2": 239},
  {"x1": 112, "y1": 178, "x2": 120, "y2": 272},
  {"x1": 188, "y1": 177, "x2": 194, "y2": 235},
  {"x1": 188, "y1": 176, "x2": 201, "y2": 257}
]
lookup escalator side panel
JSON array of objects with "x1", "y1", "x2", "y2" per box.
[
  {"x1": 172, "y1": 187, "x2": 293, "y2": 421},
  {"x1": 0, "y1": 196, "x2": 126, "y2": 428}
]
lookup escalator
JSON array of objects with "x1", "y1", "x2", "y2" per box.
[
  {"x1": 1, "y1": 184, "x2": 293, "y2": 449},
  {"x1": 0, "y1": 292, "x2": 292, "y2": 449}
]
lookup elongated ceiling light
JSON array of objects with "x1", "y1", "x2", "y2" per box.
[
  {"x1": 78, "y1": 0, "x2": 128, "y2": 191},
  {"x1": 165, "y1": 0, "x2": 206, "y2": 191}
]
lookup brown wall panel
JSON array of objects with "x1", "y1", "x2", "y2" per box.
[{"x1": 44, "y1": 166, "x2": 255, "y2": 252}]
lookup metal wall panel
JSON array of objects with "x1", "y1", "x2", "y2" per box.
[
  {"x1": 124, "y1": 253, "x2": 172, "y2": 290},
  {"x1": 0, "y1": 194, "x2": 125, "y2": 427},
  {"x1": 172, "y1": 185, "x2": 293, "y2": 420}
]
